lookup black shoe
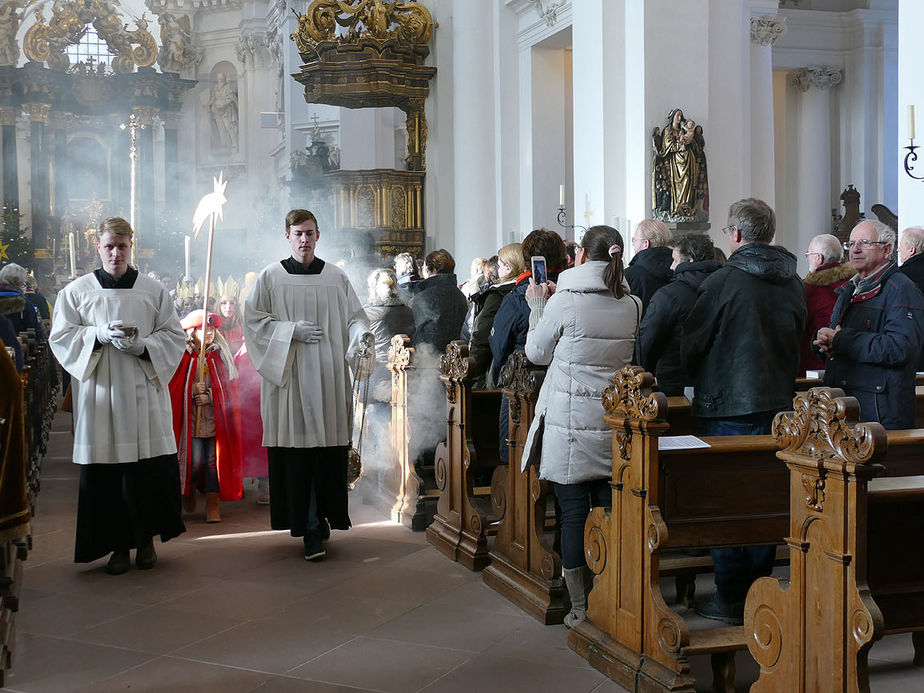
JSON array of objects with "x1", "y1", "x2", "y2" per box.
[
  {"x1": 105, "y1": 551, "x2": 131, "y2": 575},
  {"x1": 135, "y1": 541, "x2": 157, "y2": 570},
  {"x1": 694, "y1": 594, "x2": 744, "y2": 625},
  {"x1": 303, "y1": 533, "x2": 326, "y2": 561},
  {"x1": 319, "y1": 517, "x2": 331, "y2": 540}
]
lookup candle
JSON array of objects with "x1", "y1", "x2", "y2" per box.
[
  {"x1": 559, "y1": 184, "x2": 565, "y2": 207},
  {"x1": 52, "y1": 238, "x2": 56, "y2": 272},
  {"x1": 910, "y1": 105, "x2": 916, "y2": 140},
  {"x1": 68, "y1": 232, "x2": 76, "y2": 278},
  {"x1": 184, "y1": 235, "x2": 191, "y2": 281}
]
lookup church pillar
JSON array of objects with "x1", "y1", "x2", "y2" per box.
[
  {"x1": 162, "y1": 112, "x2": 180, "y2": 212},
  {"x1": 790, "y1": 67, "x2": 841, "y2": 264},
  {"x1": 51, "y1": 113, "x2": 71, "y2": 219},
  {"x1": 24, "y1": 103, "x2": 51, "y2": 250},
  {"x1": 133, "y1": 107, "x2": 157, "y2": 246},
  {"x1": 898, "y1": 0, "x2": 924, "y2": 230},
  {"x1": 0, "y1": 106, "x2": 19, "y2": 214},
  {"x1": 749, "y1": 14, "x2": 786, "y2": 210},
  {"x1": 450, "y1": 0, "x2": 499, "y2": 270}
]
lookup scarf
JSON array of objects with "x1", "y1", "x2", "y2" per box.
[{"x1": 850, "y1": 262, "x2": 892, "y2": 303}]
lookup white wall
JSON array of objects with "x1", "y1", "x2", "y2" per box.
[{"x1": 897, "y1": 0, "x2": 924, "y2": 230}]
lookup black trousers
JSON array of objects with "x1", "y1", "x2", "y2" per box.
[
  {"x1": 75, "y1": 455, "x2": 185, "y2": 563},
  {"x1": 267, "y1": 446, "x2": 351, "y2": 537}
]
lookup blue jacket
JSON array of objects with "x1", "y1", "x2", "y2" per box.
[{"x1": 824, "y1": 263, "x2": 924, "y2": 430}]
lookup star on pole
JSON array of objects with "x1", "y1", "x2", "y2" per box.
[
  {"x1": 192, "y1": 171, "x2": 228, "y2": 239},
  {"x1": 0, "y1": 239, "x2": 9, "y2": 261}
]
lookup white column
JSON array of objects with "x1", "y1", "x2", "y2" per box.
[
  {"x1": 451, "y1": 0, "x2": 498, "y2": 272},
  {"x1": 791, "y1": 67, "x2": 841, "y2": 272},
  {"x1": 898, "y1": 1, "x2": 924, "y2": 229},
  {"x1": 749, "y1": 14, "x2": 786, "y2": 209}
]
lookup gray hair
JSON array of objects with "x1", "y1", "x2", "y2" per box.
[
  {"x1": 902, "y1": 226, "x2": 924, "y2": 254},
  {"x1": 854, "y1": 219, "x2": 895, "y2": 247},
  {"x1": 393, "y1": 252, "x2": 417, "y2": 276},
  {"x1": 0, "y1": 262, "x2": 28, "y2": 290},
  {"x1": 809, "y1": 234, "x2": 844, "y2": 265},
  {"x1": 727, "y1": 198, "x2": 775, "y2": 244},
  {"x1": 635, "y1": 219, "x2": 672, "y2": 247}
]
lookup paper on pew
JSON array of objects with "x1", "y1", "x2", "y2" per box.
[
  {"x1": 805, "y1": 370, "x2": 825, "y2": 379},
  {"x1": 658, "y1": 435, "x2": 711, "y2": 450}
]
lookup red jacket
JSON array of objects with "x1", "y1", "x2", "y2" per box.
[
  {"x1": 169, "y1": 348, "x2": 243, "y2": 501},
  {"x1": 800, "y1": 262, "x2": 856, "y2": 373}
]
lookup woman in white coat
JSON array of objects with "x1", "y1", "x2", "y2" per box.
[{"x1": 522, "y1": 225, "x2": 641, "y2": 627}]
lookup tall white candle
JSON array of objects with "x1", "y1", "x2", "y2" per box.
[
  {"x1": 184, "y1": 235, "x2": 191, "y2": 281},
  {"x1": 68, "y1": 232, "x2": 76, "y2": 278},
  {"x1": 559, "y1": 184, "x2": 565, "y2": 207},
  {"x1": 910, "y1": 105, "x2": 916, "y2": 140}
]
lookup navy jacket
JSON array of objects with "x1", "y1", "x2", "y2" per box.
[
  {"x1": 636, "y1": 259, "x2": 722, "y2": 396},
  {"x1": 824, "y1": 263, "x2": 924, "y2": 429},
  {"x1": 624, "y1": 246, "x2": 673, "y2": 314},
  {"x1": 899, "y1": 253, "x2": 924, "y2": 370},
  {"x1": 682, "y1": 244, "x2": 806, "y2": 418}
]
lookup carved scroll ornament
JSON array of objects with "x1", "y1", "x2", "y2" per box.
[
  {"x1": 292, "y1": 0, "x2": 433, "y2": 52},
  {"x1": 601, "y1": 366, "x2": 665, "y2": 422},
  {"x1": 24, "y1": 0, "x2": 157, "y2": 73}
]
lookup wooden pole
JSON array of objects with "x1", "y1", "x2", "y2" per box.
[{"x1": 194, "y1": 211, "x2": 217, "y2": 436}]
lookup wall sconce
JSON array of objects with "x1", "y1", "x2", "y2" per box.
[{"x1": 904, "y1": 105, "x2": 924, "y2": 180}]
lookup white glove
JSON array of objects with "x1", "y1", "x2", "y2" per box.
[
  {"x1": 293, "y1": 320, "x2": 324, "y2": 344},
  {"x1": 96, "y1": 321, "x2": 126, "y2": 345},
  {"x1": 112, "y1": 331, "x2": 146, "y2": 356}
]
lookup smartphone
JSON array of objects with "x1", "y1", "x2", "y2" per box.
[{"x1": 531, "y1": 256, "x2": 547, "y2": 284}]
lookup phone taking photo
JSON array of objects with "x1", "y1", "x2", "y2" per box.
[{"x1": 531, "y1": 256, "x2": 547, "y2": 285}]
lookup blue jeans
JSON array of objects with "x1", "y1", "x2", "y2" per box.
[
  {"x1": 553, "y1": 479, "x2": 611, "y2": 570},
  {"x1": 699, "y1": 412, "x2": 777, "y2": 604},
  {"x1": 190, "y1": 437, "x2": 219, "y2": 493}
]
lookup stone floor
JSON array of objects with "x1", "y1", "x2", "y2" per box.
[{"x1": 2, "y1": 413, "x2": 921, "y2": 692}]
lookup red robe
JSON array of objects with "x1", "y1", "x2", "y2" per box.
[
  {"x1": 169, "y1": 348, "x2": 243, "y2": 501},
  {"x1": 232, "y1": 343, "x2": 268, "y2": 478},
  {"x1": 220, "y1": 323, "x2": 244, "y2": 354}
]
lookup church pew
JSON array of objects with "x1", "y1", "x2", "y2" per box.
[
  {"x1": 745, "y1": 387, "x2": 924, "y2": 692},
  {"x1": 426, "y1": 341, "x2": 503, "y2": 570},
  {"x1": 482, "y1": 350, "x2": 570, "y2": 624},
  {"x1": 374, "y1": 334, "x2": 440, "y2": 531},
  {"x1": 567, "y1": 367, "x2": 924, "y2": 693}
]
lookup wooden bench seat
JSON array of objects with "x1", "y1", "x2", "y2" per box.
[{"x1": 745, "y1": 387, "x2": 924, "y2": 691}]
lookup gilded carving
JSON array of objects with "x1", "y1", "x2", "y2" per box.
[
  {"x1": 24, "y1": 0, "x2": 157, "y2": 73},
  {"x1": 773, "y1": 387, "x2": 885, "y2": 467},
  {"x1": 22, "y1": 103, "x2": 50, "y2": 123},
  {"x1": 292, "y1": 0, "x2": 433, "y2": 52},
  {"x1": 152, "y1": 7, "x2": 200, "y2": 74},
  {"x1": 0, "y1": 105, "x2": 18, "y2": 126}
]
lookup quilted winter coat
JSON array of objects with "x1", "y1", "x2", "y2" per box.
[{"x1": 521, "y1": 261, "x2": 642, "y2": 485}]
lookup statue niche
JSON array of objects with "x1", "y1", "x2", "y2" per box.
[
  {"x1": 651, "y1": 107, "x2": 709, "y2": 224},
  {"x1": 207, "y1": 65, "x2": 239, "y2": 152}
]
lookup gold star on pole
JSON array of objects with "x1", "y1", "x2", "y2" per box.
[{"x1": 0, "y1": 239, "x2": 9, "y2": 261}]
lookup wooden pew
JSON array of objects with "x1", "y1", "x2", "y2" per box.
[
  {"x1": 426, "y1": 341, "x2": 503, "y2": 570},
  {"x1": 744, "y1": 387, "x2": 924, "y2": 692},
  {"x1": 375, "y1": 334, "x2": 440, "y2": 531},
  {"x1": 482, "y1": 350, "x2": 569, "y2": 624}
]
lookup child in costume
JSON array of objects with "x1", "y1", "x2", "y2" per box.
[
  {"x1": 216, "y1": 276, "x2": 244, "y2": 353},
  {"x1": 169, "y1": 310, "x2": 243, "y2": 522}
]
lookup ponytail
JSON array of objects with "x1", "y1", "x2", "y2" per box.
[{"x1": 583, "y1": 225, "x2": 625, "y2": 298}]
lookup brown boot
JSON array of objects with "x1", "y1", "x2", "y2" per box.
[{"x1": 206, "y1": 493, "x2": 221, "y2": 523}]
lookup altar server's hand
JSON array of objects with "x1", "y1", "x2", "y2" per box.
[
  {"x1": 112, "y1": 331, "x2": 146, "y2": 356},
  {"x1": 293, "y1": 320, "x2": 324, "y2": 343},
  {"x1": 96, "y1": 321, "x2": 126, "y2": 345}
]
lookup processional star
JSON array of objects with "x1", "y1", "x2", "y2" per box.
[
  {"x1": 0, "y1": 239, "x2": 9, "y2": 262},
  {"x1": 192, "y1": 172, "x2": 228, "y2": 239}
]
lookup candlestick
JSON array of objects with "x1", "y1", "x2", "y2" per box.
[
  {"x1": 910, "y1": 105, "x2": 916, "y2": 140},
  {"x1": 184, "y1": 235, "x2": 191, "y2": 281},
  {"x1": 52, "y1": 238, "x2": 56, "y2": 273},
  {"x1": 68, "y1": 232, "x2": 76, "y2": 278},
  {"x1": 559, "y1": 184, "x2": 565, "y2": 207}
]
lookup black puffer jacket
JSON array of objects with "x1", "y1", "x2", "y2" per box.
[
  {"x1": 636, "y1": 260, "x2": 722, "y2": 396},
  {"x1": 624, "y1": 246, "x2": 674, "y2": 313},
  {"x1": 681, "y1": 244, "x2": 806, "y2": 418}
]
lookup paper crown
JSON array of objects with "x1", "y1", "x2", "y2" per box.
[
  {"x1": 180, "y1": 310, "x2": 223, "y2": 331},
  {"x1": 213, "y1": 275, "x2": 240, "y2": 301}
]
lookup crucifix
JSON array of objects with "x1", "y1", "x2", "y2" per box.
[{"x1": 119, "y1": 113, "x2": 145, "y2": 265}]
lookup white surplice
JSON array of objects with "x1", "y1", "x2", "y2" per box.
[
  {"x1": 243, "y1": 261, "x2": 369, "y2": 448},
  {"x1": 49, "y1": 273, "x2": 185, "y2": 465}
]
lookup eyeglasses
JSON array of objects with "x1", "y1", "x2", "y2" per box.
[
  {"x1": 843, "y1": 239, "x2": 888, "y2": 250},
  {"x1": 722, "y1": 225, "x2": 736, "y2": 235},
  {"x1": 804, "y1": 251, "x2": 823, "y2": 258}
]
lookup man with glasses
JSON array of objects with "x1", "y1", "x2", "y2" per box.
[
  {"x1": 625, "y1": 219, "x2": 674, "y2": 314},
  {"x1": 800, "y1": 233, "x2": 854, "y2": 374},
  {"x1": 815, "y1": 220, "x2": 924, "y2": 429},
  {"x1": 681, "y1": 198, "x2": 806, "y2": 625}
]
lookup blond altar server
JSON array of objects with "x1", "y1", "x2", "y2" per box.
[
  {"x1": 244, "y1": 209, "x2": 371, "y2": 561},
  {"x1": 50, "y1": 217, "x2": 186, "y2": 576}
]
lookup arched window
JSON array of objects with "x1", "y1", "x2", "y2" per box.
[{"x1": 66, "y1": 25, "x2": 117, "y2": 67}]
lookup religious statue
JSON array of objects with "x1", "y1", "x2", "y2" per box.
[
  {"x1": 209, "y1": 72, "x2": 239, "y2": 150},
  {"x1": 651, "y1": 108, "x2": 709, "y2": 223},
  {"x1": 154, "y1": 7, "x2": 195, "y2": 74},
  {"x1": 0, "y1": 0, "x2": 21, "y2": 67}
]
